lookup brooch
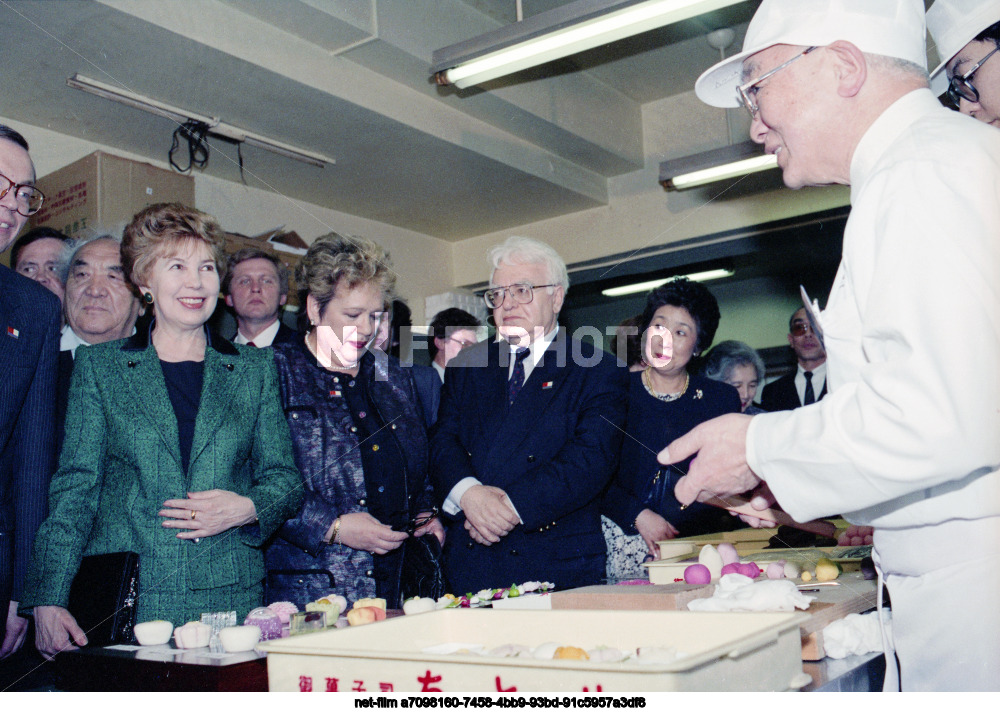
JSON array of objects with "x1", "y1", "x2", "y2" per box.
[{"x1": 694, "y1": 389, "x2": 703, "y2": 399}]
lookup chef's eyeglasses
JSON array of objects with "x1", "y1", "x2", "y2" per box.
[
  {"x1": 948, "y1": 44, "x2": 1000, "y2": 107},
  {"x1": 737, "y1": 46, "x2": 818, "y2": 120},
  {"x1": 483, "y1": 283, "x2": 558, "y2": 309},
  {"x1": 0, "y1": 170, "x2": 44, "y2": 216}
]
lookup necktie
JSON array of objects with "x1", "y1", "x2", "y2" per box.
[
  {"x1": 247, "y1": 341, "x2": 257, "y2": 348},
  {"x1": 803, "y1": 371, "x2": 815, "y2": 405},
  {"x1": 508, "y1": 348, "x2": 531, "y2": 406}
]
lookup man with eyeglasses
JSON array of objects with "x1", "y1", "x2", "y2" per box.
[
  {"x1": 928, "y1": 0, "x2": 1000, "y2": 127},
  {"x1": 0, "y1": 125, "x2": 60, "y2": 671},
  {"x1": 222, "y1": 248, "x2": 295, "y2": 348},
  {"x1": 428, "y1": 307, "x2": 481, "y2": 383},
  {"x1": 760, "y1": 307, "x2": 827, "y2": 412},
  {"x1": 658, "y1": 0, "x2": 1000, "y2": 691},
  {"x1": 430, "y1": 236, "x2": 627, "y2": 593}
]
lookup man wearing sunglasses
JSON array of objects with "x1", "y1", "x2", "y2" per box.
[
  {"x1": 760, "y1": 307, "x2": 827, "y2": 412},
  {"x1": 928, "y1": 0, "x2": 1000, "y2": 127},
  {"x1": 431, "y1": 236, "x2": 627, "y2": 594},
  {"x1": 0, "y1": 125, "x2": 60, "y2": 673},
  {"x1": 658, "y1": 0, "x2": 1000, "y2": 692}
]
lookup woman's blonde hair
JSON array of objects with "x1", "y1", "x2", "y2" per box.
[
  {"x1": 297, "y1": 233, "x2": 396, "y2": 317},
  {"x1": 122, "y1": 202, "x2": 227, "y2": 289}
]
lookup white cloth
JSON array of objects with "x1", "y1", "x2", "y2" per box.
[
  {"x1": 685, "y1": 574, "x2": 814, "y2": 612},
  {"x1": 59, "y1": 324, "x2": 90, "y2": 356},
  {"x1": 432, "y1": 360, "x2": 446, "y2": 383},
  {"x1": 234, "y1": 318, "x2": 280, "y2": 347},
  {"x1": 442, "y1": 328, "x2": 557, "y2": 519},
  {"x1": 822, "y1": 610, "x2": 890, "y2": 660},
  {"x1": 747, "y1": 90, "x2": 1000, "y2": 690},
  {"x1": 794, "y1": 361, "x2": 826, "y2": 404}
]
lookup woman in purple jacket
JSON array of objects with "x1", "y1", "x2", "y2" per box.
[{"x1": 264, "y1": 233, "x2": 442, "y2": 609}]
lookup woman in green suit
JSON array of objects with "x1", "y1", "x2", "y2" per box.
[{"x1": 21, "y1": 203, "x2": 302, "y2": 659}]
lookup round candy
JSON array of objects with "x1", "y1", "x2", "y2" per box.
[
  {"x1": 765, "y1": 561, "x2": 786, "y2": 580},
  {"x1": 683, "y1": 564, "x2": 712, "y2": 585},
  {"x1": 737, "y1": 562, "x2": 761, "y2": 579},
  {"x1": 267, "y1": 601, "x2": 299, "y2": 625}
]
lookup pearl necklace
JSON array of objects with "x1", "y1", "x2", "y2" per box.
[{"x1": 642, "y1": 367, "x2": 689, "y2": 403}]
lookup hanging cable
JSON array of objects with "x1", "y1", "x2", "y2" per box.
[{"x1": 169, "y1": 119, "x2": 211, "y2": 173}]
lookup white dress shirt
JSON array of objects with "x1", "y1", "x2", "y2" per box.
[{"x1": 234, "y1": 318, "x2": 281, "y2": 347}]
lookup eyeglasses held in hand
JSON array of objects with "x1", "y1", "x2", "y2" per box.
[{"x1": 393, "y1": 507, "x2": 439, "y2": 535}]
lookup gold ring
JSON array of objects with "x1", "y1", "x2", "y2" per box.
[{"x1": 190, "y1": 510, "x2": 197, "y2": 520}]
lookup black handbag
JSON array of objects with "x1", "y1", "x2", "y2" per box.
[
  {"x1": 642, "y1": 467, "x2": 672, "y2": 517},
  {"x1": 399, "y1": 534, "x2": 448, "y2": 601},
  {"x1": 67, "y1": 551, "x2": 140, "y2": 646}
]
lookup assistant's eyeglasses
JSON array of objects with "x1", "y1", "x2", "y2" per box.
[{"x1": 948, "y1": 45, "x2": 1000, "y2": 107}]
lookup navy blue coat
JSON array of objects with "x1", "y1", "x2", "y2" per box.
[
  {"x1": 430, "y1": 331, "x2": 628, "y2": 592},
  {"x1": 0, "y1": 266, "x2": 61, "y2": 625},
  {"x1": 265, "y1": 339, "x2": 434, "y2": 608}
]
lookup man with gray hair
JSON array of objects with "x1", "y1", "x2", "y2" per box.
[
  {"x1": 659, "y1": 0, "x2": 1000, "y2": 691},
  {"x1": 57, "y1": 234, "x2": 144, "y2": 445},
  {"x1": 431, "y1": 236, "x2": 627, "y2": 593}
]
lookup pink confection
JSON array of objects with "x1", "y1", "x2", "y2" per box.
[
  {"x1": 720, "y1": 563, "x2": 742, "y2": 577},
  {"x1": 244, "y1": 607, "x2": 283, "y2": 641},
  {"x1": 683, "y1": 564, "x2": 712, "y2": 585},
  {"x1": 717, "y1": 543, "x2": 740, "y2": 566},
  {"x1": 737, "y1": 563, "x2": 761, "y2": 579},
  {"x1": 765, "y1": 562, "x2": 786, "y2": 580},
  {"x1": 267, "y1": 601, "x2": 299, "y2": 625}
]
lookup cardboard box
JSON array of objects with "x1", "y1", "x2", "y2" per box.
[
  {"x1": 29, "y1": 151, "x2": 195, "y2": 238},
  {"x1": 260, "y1": 609, "x2": 809, "y2": 692}
]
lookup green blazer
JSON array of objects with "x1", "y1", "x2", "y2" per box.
[{"x1": 21, "y1": 328, "x2": 303, "y2": 625}]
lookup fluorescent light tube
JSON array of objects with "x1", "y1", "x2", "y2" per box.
[
  {"x1": 601, "y1": 268, "x2": 734, "y2": 296},
  {"x1": 67, "y1": 74, "x2": 335, "y2": 168},
  {"x1": 435, "y1": 0, "x2": 745, "y2": 89},
  {"x1": 665, "y1": 154, "x2": 777, "y2": 190}
]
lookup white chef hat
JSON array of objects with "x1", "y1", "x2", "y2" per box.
[
  {"x1": 695, "y1": 0, "x2": 927, "y2": 108},
  {"x1": 927, "y1": 0, "x2": 1000, "y2": 97}
]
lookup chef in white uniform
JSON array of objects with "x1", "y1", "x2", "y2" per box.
[
  {"x1": 927, "y1": 0, "x2": 1000, "y2": 125},
  {"x1": 658, "y1": 0, "x2": 1000, "y2": 692}
]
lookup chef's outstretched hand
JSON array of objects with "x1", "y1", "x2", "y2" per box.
[{"x1": 658, "y1": 413, "x2": 760, "y2": 506}]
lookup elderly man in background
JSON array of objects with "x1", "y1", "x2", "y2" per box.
[
  {"x1": 431, "y1": 236, "x2": 627, "y2": 593},
  {"x1": 223, "y1": 247, "x2": 295, "y2": 348},
  {"x1": 659, "y1": 0, "x2": 1000, "y2": 691},
  {"x1": 10, "y1": 227, "x2": 71, "y2": 305},
  {"x1": 0, "y1": 125, "x2": 59, "y2": 667},
  {"x1": 57, "y1": 234, "x2": 143, "y2": 446}
]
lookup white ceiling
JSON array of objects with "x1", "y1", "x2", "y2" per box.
[{"x1": 0, "y1": 0, "x2": 761, "y2": 241}]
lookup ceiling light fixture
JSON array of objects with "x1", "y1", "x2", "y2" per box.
[
  {"x1": 432, "y1": 0, "x2": 747, "y2": 89},
  {"x1": 659, "y1": 139, "x2": 777, "y2": 190},
  {"x1": 66, "y1": 74, "x2": 335, "y2": 168},
  {"x1": 601, "y1": 268, "x2": 734, "y2": 297}
]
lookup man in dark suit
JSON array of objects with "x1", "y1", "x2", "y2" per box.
[
  {"x1": 761, "y1": 307, "x2": 827, "y2": 412},
  {"x1": 223, "y1": 248, "x2": 296, "y2": 348},
  {"x1": 56, "y1": 235, "x2": 144, "y2": 447},
  {"x1": 431, "y1": 237, "x2": 627, "y2": 592},
  {"x1": 0, "y1": 125, "x2": 60, "y2": 662}
]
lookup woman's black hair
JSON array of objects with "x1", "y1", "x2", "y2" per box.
[{"x1": 639, "y1": 277, "x2": 721, "y2": 355}]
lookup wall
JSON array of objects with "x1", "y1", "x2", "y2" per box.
[
  {"x1": 4, "y1": 116, "x2": 453, "y2": 325},
  {"x1": 449, "y1": 91, "x2": 850, "y2": 290}
]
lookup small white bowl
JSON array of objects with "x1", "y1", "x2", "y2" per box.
[
  {"x1": 219, "y1": 625, "x2": 261, "y2": 653},
  {"x1": 134, "y1": 620, "x2": 174, "y2": 646}
]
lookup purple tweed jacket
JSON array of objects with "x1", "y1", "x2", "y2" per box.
[{"x1": 264, "y1": 338, "x2": 433, "y2": 608}]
